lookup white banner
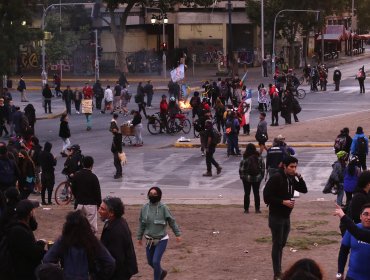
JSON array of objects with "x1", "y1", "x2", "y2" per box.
[{"x1": 170, "y1": 64, "x2": 185, "y2": 82}]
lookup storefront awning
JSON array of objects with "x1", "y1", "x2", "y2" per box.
[{"x1": 316, "y1": 34, "x2": 343, "y2": 41}]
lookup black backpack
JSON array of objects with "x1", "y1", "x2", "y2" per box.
[
  {"x1": 356, "y1": 137, "x2": 367, "y2": 155},
  {"x1": 211, "y1": 128, "x2": 222, "y2": 145},
  {"x1": 334, "y1": 135, "x2": 347, "y2": 153}
]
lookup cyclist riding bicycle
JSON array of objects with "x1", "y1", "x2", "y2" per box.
[
  {"x1": 62, "y1": 144, "x2": 84, "y2": 178},
  {"x1": 168, "y1": 97, "x2": 185, "y2": 122}
]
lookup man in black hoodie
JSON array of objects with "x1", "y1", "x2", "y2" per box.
[
  {"x1": 263, "y1": 156, "x2": 307, "y2": 280},
  {"x1": 39, "y1": 142, "x2": 57, "y2": 205}
]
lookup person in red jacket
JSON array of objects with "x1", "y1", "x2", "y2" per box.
[
  {"x1": 82, "y1": 82, "x2": 93, "y2": 99},
  {"x1": 159, "y1": 95, "x2": 168, "y2": 133}
]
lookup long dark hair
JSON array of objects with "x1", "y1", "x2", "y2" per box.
[
  {"x1": 281, "y1": 258, "x2": 323, "y2": 280},
  {"x1": 243, "y1": 143, "x2": 259, "y2": 158},
  {"x1": 60, "y1": 210, "x2": 100, "y2": 265}
]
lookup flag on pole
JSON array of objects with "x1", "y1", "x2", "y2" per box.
[
  {"x1": 239, "y1": 72, "x2": 248, "y2": 87},
  {"x1": 170, "y1": 64, "x2": 185, "y2": 83}
]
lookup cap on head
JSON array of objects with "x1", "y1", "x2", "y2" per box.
[{"x1": 16, "y1": 199, "x2": 39, "y2": 219}]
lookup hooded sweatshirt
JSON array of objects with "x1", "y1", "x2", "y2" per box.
[{"x1": 39, "y1": 142, "x2": 56, "y2": 173}]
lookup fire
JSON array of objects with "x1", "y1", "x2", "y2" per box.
[{"x1": 179, "y1": 100, "x2": 192, "y2": 109}]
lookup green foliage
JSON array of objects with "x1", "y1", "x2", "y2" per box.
[
  {"x1": 357, "y1": 0, "x2": 370, "y2": 33},
  {"x1": 0, "y1": 0, "x2": 41, "y2": 75}
]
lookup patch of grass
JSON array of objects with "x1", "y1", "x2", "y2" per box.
[
  {"x1": 294, "y1": 220, "x2": 328, "y2": 230},
  {"x1": 255, "y1": 236, "x2": 338, "y2": 250},
  {"x1": 171, "y1": 267, "x2": 181, "y2": 273},
  {"x1": 309, "y1": 212, "x2": 330, "y2": 216}
]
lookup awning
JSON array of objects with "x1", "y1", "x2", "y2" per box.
[{"x1": 358, "y1": 34, "x2": 370, "y2": 40}]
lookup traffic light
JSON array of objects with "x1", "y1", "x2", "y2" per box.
[
  {"x1": 98, "y1": 47, "x2": 103, "y2": 58},
  {"x1": 162, "y1": 42, "x2": 167, "y2": 51}
]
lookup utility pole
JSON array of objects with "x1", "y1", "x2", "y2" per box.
[
  {"x1": 261, "y1": 0, "x2": 264, "y2": 77},
  {"x1": 95, "y1": 29, "x2": 100, "y2": 81},
  {"x1": 227, "y1": 0, "x2": 233, "y2": 75}
]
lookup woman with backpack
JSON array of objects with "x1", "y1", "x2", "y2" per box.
[
  {"x1": 343, "y1": 156, "x2": 361, "y2": 206},
  {"x1": 239, "y1": 143, "x2": 265, "y2": 213}
]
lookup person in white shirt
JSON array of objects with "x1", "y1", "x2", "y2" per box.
[{"x1": 102, "y1": 85, "x2": 114, "y2": 114}]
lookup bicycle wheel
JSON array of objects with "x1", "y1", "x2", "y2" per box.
[
  {"x1": 181, "y1": 119, "x2": 191, "y2": 134},
  {"x1": 166, "y1": 119, "x2": 178, "y2": 135},
  {"x1": 297, "y1": 89, "x2": 306, "y2": 99},
  {"x1": 147, "y1": 119, "x2": 161, "y2": 135},
  {"x1": 55, "y1": 181, "x2": 73, "y2": 205}
]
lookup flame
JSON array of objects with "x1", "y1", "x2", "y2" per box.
[{"x1": 179, "y1": 100, "x2": 192, "y2": 109}]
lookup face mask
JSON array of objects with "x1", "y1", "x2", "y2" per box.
[
  {"x1": 29, "y1": 215, "x2": 38, "y2": 231},
  {"x1": 148, "y1": 195, "x2": 160, "y2": 204}
]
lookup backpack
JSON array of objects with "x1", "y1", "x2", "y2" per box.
[
  {"x1": 246, "y1": 155, "x2": 261, "y2": 176},
  {"x1": 356, "y1": 137, "x2": 367, "y2": 155},
  {"x1": 0, "y1": 233, "x2": 14, "y2": 279},
  {"x1": 334, "y1": 135, "x2": 347, "y2": 152},
  {"x1": 211, "y1": 128, "x2": 222, "y2": 145},
  {"x1": 190, "y1": 97, "x2": 200, "y2": 108}
]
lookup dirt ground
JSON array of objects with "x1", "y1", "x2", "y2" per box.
[{"x1": 35, "y1": 200, "x2": 341, "y2": 280}]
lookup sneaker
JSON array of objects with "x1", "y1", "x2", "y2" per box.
[
  {"x1": 160, "y1": 269, "x2": 167, "y2": 279},
  {"x1": 114, "y1": 174, "x2": 123, "y2": 179},
  {"x1": 244, "y1": 209, "x2": 249, "y2": 214},
  {"x1": 76, "y1": 111, "x2": 80, "y2": 114},
  {"x1": 203, "y1": 172, "x2": 212, "y2": 177},
  {"x1": 201, "y1": 152, "x2": 205, "y2": 156},
  {"x1": 216, "y1": 166, "x2": 222, "y2": 175}
]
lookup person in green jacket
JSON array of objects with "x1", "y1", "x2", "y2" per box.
[{"x1": 137, "y1": 187, "x2": 181, "y2": 280}]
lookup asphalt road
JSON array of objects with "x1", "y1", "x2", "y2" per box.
[{"x1": 7, "y1": 56, "x2": 370, "y2": 205}]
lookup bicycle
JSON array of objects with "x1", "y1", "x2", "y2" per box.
[
  {"x1": 292, "y1": 87, "x2": 306, "y2": 99},
  {"x1": 54, "y1": 176, "x2": 74, "y2": 205},
  {"x1": 167, "y1": 113, "x2": 191, "y2": 135},
  {"x1": 147, "y1": 112, "x2": 168, "y2": 135}
]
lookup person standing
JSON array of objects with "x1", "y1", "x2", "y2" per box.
[
  {"x1": 238, "y1": 99, "x2": 251, "y2": 135},
  {"x1": 333, "y1": 67, "x2": 342, "y2": 91},
  {"x1": 330, "y1": 151, "x2": 348, "y2": 206},
  {"x1": 159, "y1": 94, "x2": 168, "y2": 133},
  {"x1": 281, "y1": 89, "x2": 293, "y2": 124},
  {"x1": 82, "y1": 82, "x2": 93, "y2": 99},
  {"x1": 18, "y1": 75, "x2": 28, "y2": 102},
  {"x1": 239, "y1": 143, "x2": 265, "y2": 214},
  {"x1": 93, "y1": 80, "x2": 104, "y2": 111},
  {"x1": 263, "y1": 156, "x2": 307, "y2": 280},
  {"x1": 334, "y1": 127, "x2": 353, "y2": 155},
  {"x1": 131, "y1": 110, "x2": 143, "y2": 146},
  {"x1": 144, "y1": 80, "x2": 154, "y2": 108},
  {"x1": 53, "y1": 73, "x2": 62, "y2": 97},
  {"x1": 111, "y1": 126, "x2": 123, "y2": 179},
  {"x1": 83, "y1": 94, "x2": 93, "y2": 131},
  {"x1": 114, "y1": 81, "x2": 122, "y2": 113},
  {"x1": 42, "y1": 84, "x2": 53, "y2": 114},
  {"x1": 24, "y1": 103, "x2": 36, "y2": 131},
  {"x1": 225, "y1": 111, "x2": 241, "y2": 156},
  {"x1": 0, "y1": 143, "x2": 19, "y2": 192},
  {"x1": 203, "y1": 119, "x2": 222, "y2": 176},
  {"x1": 356, "y1": 66, "x2": 366, "y2": 94},
  {"x1": 99, "y1": 197, "x2": 138, "y2": 280},
  {"x1": 71, "y1": 156, "x2": 102, "y2": 233},
  {"x1": 350, "y1": 126, "x2": 369, "y2": 171},
  {"x1": 137, "y1": 187, "x2": 181, "y2": 280},
  {"x1": 337, "y1": 203, "x2": 370, "y2": 280},
  {"x1": 59, "y1": 113, "x2": 71, "y2": 157},
  {"x1": 62, "y1": 85, "x2": 74, "y2": 115},
  {"x1": 0, "y1": 98, "x2": 9, "y2": 137},
  {"x1": 39, "y1": 141, "x2": 56, "y2": 205},
  {"x1": 255, "y1": 112, "x2": 268, "y2": 154},
  {"x1": 270, "y1": 89, "x2": 280, "y2": 126},
  {"x1": 73, "y1": 87, "x2": 82, "y2": 114},
  {"x1": 17, "y1": 149, "x2": 36, "y2": 199}
]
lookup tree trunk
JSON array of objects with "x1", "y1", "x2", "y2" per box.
[{"x1": 109, "y1": 10, "x2": 127, "y2": 73}]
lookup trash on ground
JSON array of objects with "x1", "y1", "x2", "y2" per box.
[{"x1": 177, "y1": 137, "x2": 191, "y2": 142}]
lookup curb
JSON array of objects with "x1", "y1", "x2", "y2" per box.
[
  {"x1": 36, "y1": 110, "x2": 66, "y2": 121},
  {"x1": 173, "y1": 142, "x2": 335, "y2": 148}
]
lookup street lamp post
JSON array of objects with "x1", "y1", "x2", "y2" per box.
[
  {"x1": 150, "y1": 9, "x2": 168, "y2": 79},
  {"x1": 272, "y1": 9, "x2": 320, "y2": 75},
  {"x1": 351, "y1": 0, "x2": 354, "y2": 57},
  {"x1": 41, "y1": 3, "x2": 93, "y2": 86},
  {"x1": 261, "y1": 0, "x2": 264, "y2": 77}
]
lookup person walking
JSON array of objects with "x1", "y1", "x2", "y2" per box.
[
  {"x1": 62, "y1": 85, "x2": 74, "y2": 115},
  {"x1": 93, "y1": 80, "x2": 104, "y2": 111},
  {"x1": 225, "y1": 111, "x2": 241, "y2": 156},
  {"x1": 263, "y1": 156, "x2": 307, "y2": 280},
  {"x1": 42, "y1": 84, "x2": 53, "y2": 114},
  {"x1": 281, "y1": 89, "x2": 293, "y2": 124},
  {"x1": 17, "y1": 149, "x2": 36, "y2": 199},
  {"x1": 350, "y1": 126, "x2": 369, "y2": 171},
  {"x1": 18, "y1": 75, "x2": 28, "y2": 102},
  {"x1": 82, "y1": 82, "x2": 93, "y2": 99},
  {"x1": 83, "y1": 94, "x2": 93, "y2": 131},
  {"x1": 99, "y1": 196, "x2": 138, "y2": 280},
  {"x1": 238, "y1": 99, "x2": 251, "y2": 135},
  {"x1": 239, "y1": 143, "x2": 265, "y2": 214},
  {"x1": 135, "y1": 82, "x2": 147, "y2": 118},
  {"x1": 102, "y1": 85, "x2": 114, "y2": 114},
  {"x1": 43, "y1": 210, "x2": 116, "y2": 280},
  {"x1": 137, "y1": 187, "x2": 181, "y2": 280},
  {"x1": 144, "y1": 80, "x2": 154, "y2": 108},
  {"x1": 71, "y1": 156, "x2": 102, "y2": 233},
  {"x1": 255, "y1": 112, "x2": 268, "y2": 154},
  {"x1": 39, "y1": 141, "x2": 56, "y2": 205},
  {"x1": 73, "y1": 87, "x2": 82, "y2": 114},
  {"x1": 111, "y1": 126, "x2": 123, "y2": 179},
  {"x1": 356, "y1": 66, "x2": 366, "y2": 94},
  {"x1": 59, "y1": 113, "x2": 71, "y2": 157},
  {"x1": 334, "y1": 127, "x2": 352, "y2": 155},
  {"x1": 114, "y1": 81, "x2": 122, "y2": 113},
  {"x1": 53, "y1": 73, "x2": 62, "y2": 97},
  {"x1": 330, "y1": 151, "x2": 348, "y2": 207},
  {"x1": 24, "y1": 103, "x2": 36, "y2": 132},
  {"x1": 333, "y1": 67, "x2": 342, "y2": 91},
  {"x1": 270, "y1": 89, "x2": 280, "y2": 126},
  {"x1": 203, "y1": 119, "x2": 222, "y2": 176}
]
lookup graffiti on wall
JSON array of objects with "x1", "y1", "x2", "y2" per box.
[
  {"x1": 179, "y1": 39, "x2": 224, "y2": 64},
  {"x1": 19, "y1": 45, "x2": 39, "y2": 70}
]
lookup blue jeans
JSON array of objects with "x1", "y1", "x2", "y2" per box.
[
  {"x1": 269, "y1": 215, "x2": 290, "y2": 278},
  {"x1": 227, "y1": 133, "x2": 240, "y2": 155},
  {"x1": 85, "y1": 114, "x2": 92, "y2": 128},
  {"x1": 336, "y1": 183, "x2": 344, "y2": 206},
  {"x1": 146, "y1": 239, "x2": 168, "y2": 280}
]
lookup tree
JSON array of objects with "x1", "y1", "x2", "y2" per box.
[
  {"x1": 246, "y1": 0, "x2": 347, "y2": 66},
  {"x1": 0, "y1": 0, "x2": 42, "y2": 76},
  {"x1": 102, "y1": 0, "x2": 214, "y2": 73},
  {"x1": 356, "y1": 0, "x2": 370, "y2": 33}
]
